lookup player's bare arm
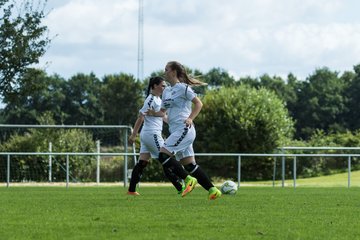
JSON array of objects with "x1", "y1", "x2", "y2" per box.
[
  {"x1": 145, "y1": 108, "x2": 166, "y2": 117},
  {"x1": 128, "y1": 113, "x2": 145, "y2": 145},
  {"x1": 185, "y1": 97, "x2": 203, "y2": 127}
]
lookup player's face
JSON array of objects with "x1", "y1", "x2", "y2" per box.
[
  {"x1": 154, "y1": 81, "x2": 166, "y2": 95},
  {"x1": 164, "y1": 64, "x2": 174, "y2": 80}
]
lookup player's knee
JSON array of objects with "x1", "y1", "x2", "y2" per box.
[
  {"x1": 184, "y1": 163, "x2": 199, "y2": 174},
  {"x1": 137, "y1": 160, "x2": 148, "y2": 170}
]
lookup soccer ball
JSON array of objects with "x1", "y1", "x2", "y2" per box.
[{"x1": 220, "y1": 180, "x2": 237, "y2": 195}]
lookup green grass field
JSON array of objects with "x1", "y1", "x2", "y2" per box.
[{"x1": 1, "y1": 184, "x2": 360, "y2": 240}]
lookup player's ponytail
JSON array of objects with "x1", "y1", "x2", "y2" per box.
[{"x1": 167, "y1": 61, "x2": 207, "y2": 86}]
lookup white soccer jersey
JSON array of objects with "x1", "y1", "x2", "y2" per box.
[
  {"x1": 161, "y1": 83, "x2": 197, "y2": 133},
  {"x1": 139, "y1": 94, "x2": 163, "y2": 133}
]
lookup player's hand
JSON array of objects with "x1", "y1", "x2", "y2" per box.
[
  {"x1": 128, "y1": 135, "x2": 136, "y2": 145},
  {"x1": 145, "y1": 108, "x2": 155, "y2": 116},
  {"x1": 184, "y1": 118, "x2": 193, "y2": 127}
]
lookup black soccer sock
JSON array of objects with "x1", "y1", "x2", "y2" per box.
[
  {"x1": 184, "y1": 163, "x2": 214, "y2": 191},
  {"x1": 163, "y1": 166, "x2": 184, "y2": 192},
  {"x1": 128, "y1": 160, "x2": 148, "y2": 192},
  {"x1": 158, "y1": 152, "x2": 188, "y2": 179}
]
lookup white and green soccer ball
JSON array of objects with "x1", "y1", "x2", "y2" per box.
[{"x1": 220, "y1": 180, "x2": 237, "y2": 195}]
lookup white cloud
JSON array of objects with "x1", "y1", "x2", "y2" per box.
[
  {"x1": 46, "y1": 0, "x2": 138, "y2": 45},
  {"x1": 274, "y1": 23, "x2": 360, "y2": 63},
  {"x1": 39, "y1": 0, "x2": 360, "y2": 79}
]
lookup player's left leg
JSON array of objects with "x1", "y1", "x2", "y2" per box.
[
  {"x1": 183, "y1": 160, "x2": 212, "y2": 190},
  {"x1": 182, "y1": 158, "x2": 221, "y2": 200},
  {"x1": 127, "y1": 153, "x2": 150, "y2": 195}
]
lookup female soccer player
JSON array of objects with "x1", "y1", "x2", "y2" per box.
[
  {"x1": 127, "y1": 76, "x2": 184, "y2": 195},
  {"x1": 148, "y1": 61, "x2": 222, "y2": 200}
]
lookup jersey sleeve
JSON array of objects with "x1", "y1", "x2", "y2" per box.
[
  {"x1": 139, "y1": 95, "x2": 153, "y2": 115},
  {"x1": 185, "y1": 85, "x2": 197, "y2": 100}
]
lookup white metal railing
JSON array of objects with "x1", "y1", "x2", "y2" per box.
[
  {"x1": 277, "y1": 147, "x2": 360, "y2": 187},
  {"x1": 280, "y1": 147, "x2": 360, "y2": 151},
  {"x1": 0, "y1": 124, "x2": 132, "y2": 129},
  {"x1": 0, "y1": 124, "x2": 134, "y2": 187},
  {"x1": 1, "y1": 152, "x2": 359, "y2": 188}
]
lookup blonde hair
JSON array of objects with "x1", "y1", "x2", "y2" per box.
[{"x1": 167, "y1": 61, "x2": 207, "y2": 86}]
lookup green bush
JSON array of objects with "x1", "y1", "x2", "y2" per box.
[
  {"x1": 195, "y1": 85, "x2": 294, "y2": 180},
  {"x1": 284, "y1": 130, "x2": 360, "y2": 178},
  {"x1": 0, "y1": 128, "x2": 97, "y2": 182}
]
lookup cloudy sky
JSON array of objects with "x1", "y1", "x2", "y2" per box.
[{"x1": 39, "y1": 0, "x2": 360, "y2": 80}]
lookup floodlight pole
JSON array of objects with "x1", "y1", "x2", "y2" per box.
[{"x1": 137, "y1": 0, "x2": 144, "y2": 81}]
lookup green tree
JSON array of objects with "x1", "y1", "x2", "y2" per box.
[
  {"x1": 259, "y1": 74, "x2": 297, "y2": 105},
  {"x1": 62, "y1": 73, "x2": 103, "y2": 124},
  {"x1": 0, "y1": 0, "x2": 50, "y2": 96},
  {"x1": 239, "y1": 74, "x2": 299, "y2": 111},
  {"x1": 2, "y1": 68, "x2": 66, "y2": 124},
  {"x1": 284, "y1": 73, "x2": 301, "y2": 118},
  {"x1": 344, "y1": 64, "x2": 360, "y2": 131},
  {"x1": 203, "y1": 67, "x2": 236, "y2": 88},
  {"x1": 100, "y1": 73, "x2": 143, "y2": 125},
  {"x1": 195, "y1": 85, "x2": 294, "y2": 180},
  {"x1": 294, "y1": 67, "x2": 347, "y2": 139},
  {"x1": 0, "y1": 108, "x2": 4, "y2": 123},
  {"x1": 238, "y1": 76, "x2": 260, "y2": 88}
]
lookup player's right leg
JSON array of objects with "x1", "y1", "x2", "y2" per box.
[
  {"x1": 163, "y1": 166, "x2": 185, "y2": 194},
  {"x1": 182, "y1": 160, "x2": 221, "y2": 198},
  {"x1": 182, "y1": 175, "x2": 197, "y2": 197},
  {"x1": 182, "y1": 156, "x2": 221, "y2": 200}
]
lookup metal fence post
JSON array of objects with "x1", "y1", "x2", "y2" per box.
[
  {"x1": 237, "y1": 155, "x2": 241, "y2": 188},
  {"x1": 96, "y1": 140, "x2": 100, "y2": 185},
  {"x1": 273, "y1": 157, "x2": 277, "y2": 187},
  {"x1": 124, "y1": 129, "x2": 128, "y2": 187},
  {"x1": 132, "y1": 143, "x2": 137, "y2": 165},
  {"x1": 282, "y1": 149, "x2": 285, "y2": 188},
  {"x1": 49, "y1": 142, "x2": 52, "y2": 182},
  {"x1": 66, "y1": 155, "x2": 69, "y2": 189},
  {"x1": 293, "y1": 156, "x2": 297, "y2": 189},
  {"x1": 348, "y1": 156, "x2": 351, "y2": 188},
  {"x1": 7, "y1": 154, "x2": 10, "y2": 188}
]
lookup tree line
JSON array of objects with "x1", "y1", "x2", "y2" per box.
[{"x1": 2, "y1": 65, "x2": 360, "y2": 141}]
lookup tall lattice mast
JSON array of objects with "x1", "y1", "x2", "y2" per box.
[{"x1": 137, "y1": 0, "x2": 144, "y2": 81}]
